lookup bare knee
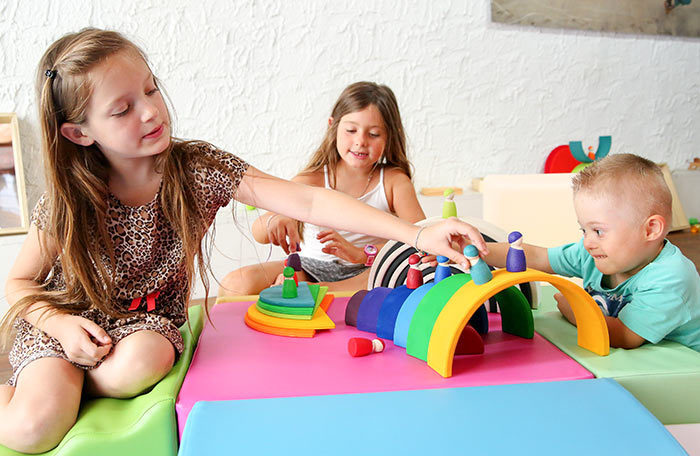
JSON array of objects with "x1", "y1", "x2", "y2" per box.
[
  {"x1": 4, "y1": 403, "x2": 76, "y2": 453},
  {"x1": 87, "y1": 333, "x2": 175, "y2": 398},
  {"x1": 219, "y1": 268, "x2": 246, "y2": 296},
  {"x1": 321, "y1": 269, "x2": 369, "y2": 292},
  {"x1": 219, "y1": 265, "x2": 273, "y2": 296},
  {"x1": 93, "y1": 353, "x2": 173, "y2": 398},
  {"x1": 0, "y1": 358, "x2": 82, "y2": 453},
  {"x1": 109, "y1": 347, "x2": 173, "y2": 398}
]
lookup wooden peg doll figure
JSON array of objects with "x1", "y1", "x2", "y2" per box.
[
  {"x1": 506, "y1": 231, "x2": 527, "y2": 272},
  {"x1": 464, "y1": 245, "x2": 492, "y2": 285}
]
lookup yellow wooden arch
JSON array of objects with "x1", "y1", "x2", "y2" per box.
[{"x1": 426, "y1": 269, "x2": 609, "y2": 378}]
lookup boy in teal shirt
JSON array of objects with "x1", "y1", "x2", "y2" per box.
[{"x1": 485, "y1": 154, "x2": 700, "y2": 350}]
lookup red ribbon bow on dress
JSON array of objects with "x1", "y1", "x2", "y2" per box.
[{"x1": 128, "y1": 290, "x2": 160, "y2": 312}]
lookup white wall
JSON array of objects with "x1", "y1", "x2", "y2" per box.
[{"x1": 0, "y1": 0, "x2": 698, "y2": 315}]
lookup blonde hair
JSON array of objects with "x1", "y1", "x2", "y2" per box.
[
  {"x1": 301, "y1": 81, "x2": 412, "y2": 186},
  {"x1": 572, "y1": 153, "x2": 672, "y2": 226},
  {"x1": 1, "y1": 28, "x2": 224, "y2": 347}
]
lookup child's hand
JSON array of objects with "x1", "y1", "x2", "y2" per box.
[
  {"x1": 45, "y1": 313, "x2": 113, "y2": 366},
  {"x1": 554, "y1": 292, "x2": 577, "y2": 326},
  {"x1": 421, "y1": 254, "x2": 437, "y2": 266},
  {"x1": 317, "y1": 230, "x2": 366, "y2": 264},
  {"x1": 417, "y1": 218, "x2": 488, "y2": 269},
  {"x1": 419, "y1": 240, "x2": 464, "y2": 267},
  {"x1": 267, "y1": 215, "x2": 302, "y2": 254}
]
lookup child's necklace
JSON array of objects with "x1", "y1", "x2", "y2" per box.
[
  {"x1": 333, "y1": 164, "x2": 378, "y2": 197},
  {"x1": 359, "y1": 168, "x2": 376, "y2": 197}
]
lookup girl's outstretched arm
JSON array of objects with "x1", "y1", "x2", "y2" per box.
[
  {"x1": 250, "y1": 211, "x2": 302, "y2": 254},
  {"x1": 236, "y1": 166, "x2": 486, "y2": 266},
  {"x1": 249, "y1": 172, "x2": 317, "y2": 253}
]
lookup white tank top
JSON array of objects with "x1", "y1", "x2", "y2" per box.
[{"x1": 300, "y1": 166, "x2": 391, "y2": 264}]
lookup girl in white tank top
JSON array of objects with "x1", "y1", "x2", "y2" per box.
[
  {"x1": 227, "y1": 82, "x2": 426, "y2": 287},
  {"x1": 301, "y1": 165, "x2": 390, "y2": 265}
]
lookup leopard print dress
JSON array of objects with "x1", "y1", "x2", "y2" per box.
[{"x1": 6, "y1": 143, "x2": 248, "y2": 386}]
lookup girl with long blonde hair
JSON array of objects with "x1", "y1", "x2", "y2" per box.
[
  {"x1": 0, "y1": 29, "x2": 485, "y2": 452},
  {"x1": 219, "y1": 82, "x2": 426, "y2": 296}
]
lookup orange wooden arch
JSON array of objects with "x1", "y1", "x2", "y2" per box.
[{"x1": 426, "y1": 269, "x2": 609, "y2": 377}]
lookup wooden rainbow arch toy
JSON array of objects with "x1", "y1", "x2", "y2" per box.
[
  {"x1": 349, "y1": 224, "x2": 610, "y2": 378},
  {"x1": 426, "y1": 268, "x2": 609, "y2": 377}
]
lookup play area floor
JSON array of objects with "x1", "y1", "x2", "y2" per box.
[{"x1": 176, "y1": 295, "x2": 593, "y2": 437}]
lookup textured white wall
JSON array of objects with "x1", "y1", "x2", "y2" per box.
[
  {"x1": 3, "y1": 0, "x2": 699, "y2": 204},
  {"x1": 0, "y1": 0, "x2": 698, "y2": 310}
]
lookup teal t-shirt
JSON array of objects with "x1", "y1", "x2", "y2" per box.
[{"x1": 548, "y1": 239, "x2": 700, "y2": 351}]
